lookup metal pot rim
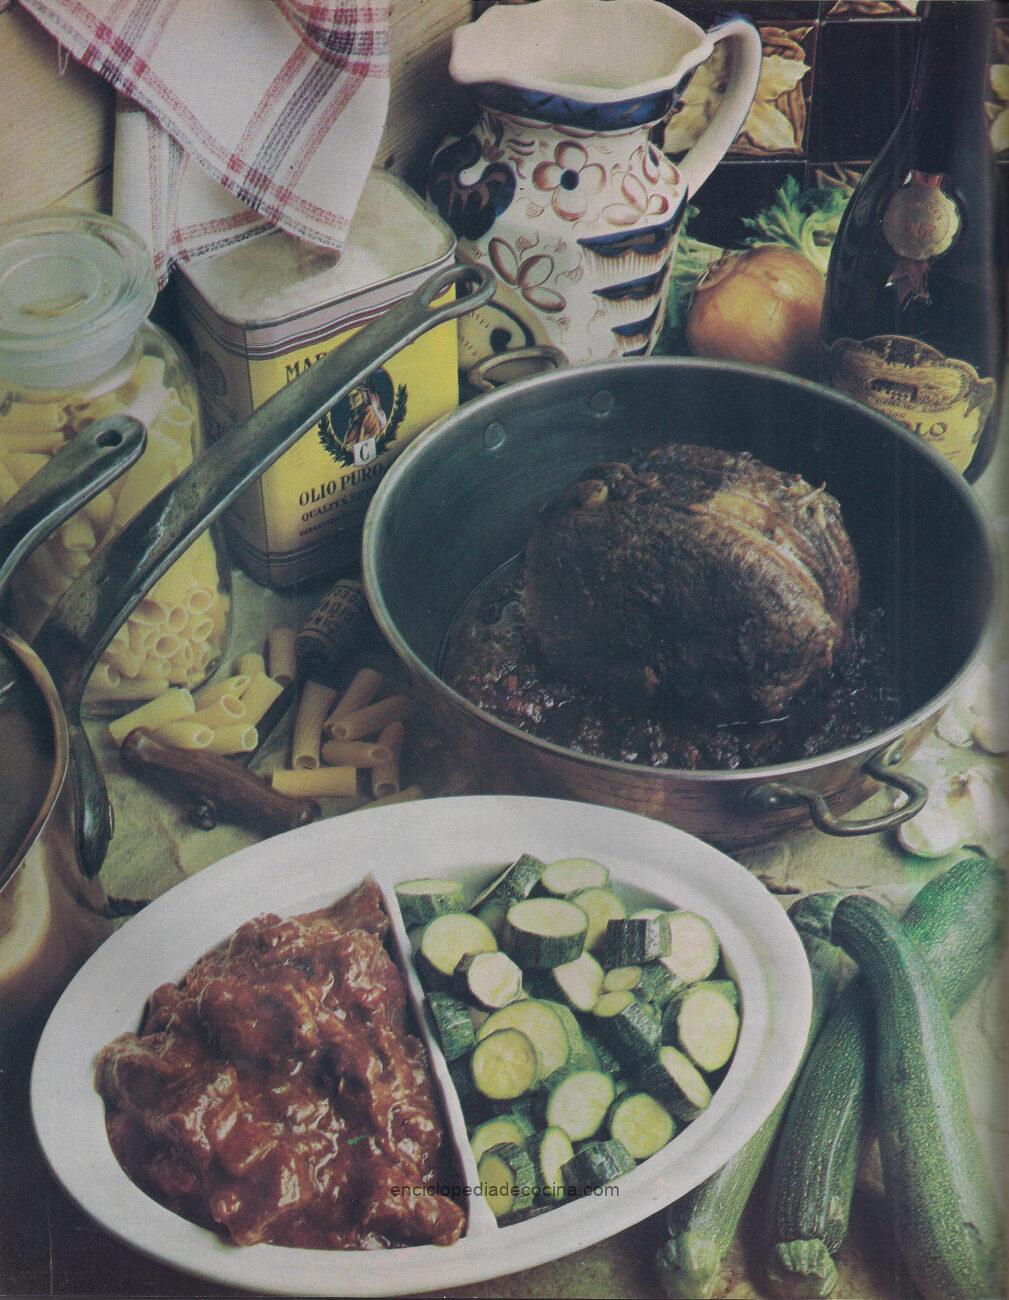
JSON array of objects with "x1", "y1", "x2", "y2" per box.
[
  {"x1": 0, "y1": 627, "x2": 70, "y2": 890},
  {"x1": 362, "y1": 355, "x2": 1000, "y2": 786}
]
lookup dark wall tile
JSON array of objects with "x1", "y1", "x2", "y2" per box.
[
  {"x1": 807, "y1": 16, "x2": 919, "y2": 161},
  {"x1": 687, "y1": 160, "x2": 807, "y2": 245}
]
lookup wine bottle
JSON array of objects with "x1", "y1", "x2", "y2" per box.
[{"x1": 819, "y1": 0, "x2": 1006, "y2": 480}]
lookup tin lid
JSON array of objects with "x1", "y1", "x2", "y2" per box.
[
  {"x1": 178, "y1": 171, "x2": 456, "y2": 328},
  {"x1": 0, "y1": 211, "x2": 156, "y2": 390}
]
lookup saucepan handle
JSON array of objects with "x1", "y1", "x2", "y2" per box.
[
  {"x1": 745, "y1": 742, "x2": 929, "y2": 837},
  {"x1": 0, "y1": 417, "x2": 146, "y2": 599},
  {"x1": 33, "y1": 263, "x2": 495, "y2": 876}
]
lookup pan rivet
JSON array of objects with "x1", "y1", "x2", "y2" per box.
[
  {"x1": 589, "y1": 390, "x2": 615, "y2": 417},
  {"x1": 484, "y1": 422, "x2": 506, "y2": 450}
]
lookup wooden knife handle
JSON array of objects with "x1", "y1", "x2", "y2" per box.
[{"x1": 120, "y1": 729, "x2": 321, "y2": 836}]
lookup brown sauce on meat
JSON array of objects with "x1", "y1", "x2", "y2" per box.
[
  {"x1": 443, "y1": 557, "x2": 903, "y2": 771},
  {"x1": 96, "y1": 881, "x2": 464, "y2": 1250}
]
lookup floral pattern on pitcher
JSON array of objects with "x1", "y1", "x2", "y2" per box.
[{"x1": 429, "y1": 0, "x2": 762, "y2": 367}]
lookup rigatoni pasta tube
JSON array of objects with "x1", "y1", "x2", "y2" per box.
[
  {"x1": 324, "y1": 668, "x2": 383, "y2": 733},
  {"x1": 237, "y1": 652, "x2": 266, "y2": 678},
  {"x1": 267, "y1": 626, "x2": 297, "y2": 686},
  {"x1": 291, "y1": 681, "x2": 337, "y2": 769},
  {"x1": 371, "y1": 721, "x2": 405, "y2": 800},
  {"x1": 271, "y1": 766, "x2": 358, "y2": 798},
  {"x1": 320, "y1": 738, "x2": 392, "y2": 768},
  {"x1": 107, "y1": 687, "x2": 196, "y2": 744},
  {"x1": 240, "y1": 672, "x2": 284, "y2": 726},
  {"x1": 152, "y1": 719, "x2": 214, "y2": 750},
  {"x1": 191, "y1": 694, "x2": 245, "y2": 729},
  {"x1": 193, "y1": 674, "x2": 250, "y2": 709},
  {"x1": 327, "y1": 694, "x2": 415, "y2": 742},
  {"x1": 205, "y1": 725, "x2": 258, "y2": 755}
]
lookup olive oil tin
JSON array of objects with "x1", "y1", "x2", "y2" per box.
[{"x1": 177, "y1": 171, "x2": 458, "y2": 587}]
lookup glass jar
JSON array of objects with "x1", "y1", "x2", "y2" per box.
[{"x1": 0, "y1": 211, "x2": 231, "y2": 712}]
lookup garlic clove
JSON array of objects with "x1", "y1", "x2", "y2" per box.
[
  {"x1": 936, "y1": 697, "x2": 975, "y2": 747},
  {"x1": 896, "y1": 791, "x2": 965, "y2": 858},
  {"x1": 971, "y1": 711, "x2": 1009, "y2": 755},
  {"x1": 958, "y1": 767, "x2": 1009, "y2": 857}
]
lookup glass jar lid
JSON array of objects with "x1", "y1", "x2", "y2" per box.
[{"x1": 0, "y1": 210, "x2": 156, "y2": 391}]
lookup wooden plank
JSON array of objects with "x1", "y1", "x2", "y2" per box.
[
  {"x1": 0, "y1": 7, "x2": 114, "y2": 220},
  {"x1": 378, "y1": 0, "x2": 476, "y2": 188}
]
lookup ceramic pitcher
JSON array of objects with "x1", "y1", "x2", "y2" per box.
[{"x1": 427, "y1": 0, "x2": 761, "y2": 370}]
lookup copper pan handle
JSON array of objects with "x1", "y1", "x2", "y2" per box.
[
  {"x1": 33, "y1": 263, "x2": 495, "y2": 877},
  {"x1": 0, "y1": 417, "x2": 146, "y2": 598},
  {"x1": 746, "y1": 742, "x2": 929, "y2": 837}
]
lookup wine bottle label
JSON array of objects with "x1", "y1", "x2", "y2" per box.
[
  {"x1": 881, "y1": 172, "x2": 960, "y2": 305},
  {"x1": 821, "y1": 335, "x2": 996, "y2": 473}
]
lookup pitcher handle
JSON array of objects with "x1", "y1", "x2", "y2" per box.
[{"x1": 677, "y1": 14, "x2": 762, "y2": 198}]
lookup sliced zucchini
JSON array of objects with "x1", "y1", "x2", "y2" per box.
[
  {"x1": 660, "y1": 910, "x2": 720, "y2": 983},
  {"x1": 592, "y1": 990, "x2": 662, "y2": 1059},
  {"x1": 419, "y1": 911, "x2": 497, "y2": 983},
  {"x1": 569, "y1": 886, "x2": 628, "y2": 954},
  {"x1": 454, "y1": 950, "x2": 524, "y2": 1009},
  {"x1": 488, "y1": 1092, "x2": 539, "y2": 1122},
  {"x1": 583, "y1": 1031, "x2": 623, "y2": 1078},
  {"x1": 477, "y1": 1141, "x2": 537, "y2": 1218},
  {"x1": 603, "y1": 917, "x2": 672, "y2": 966},
  {"x1": 448, "y1": 1058, "x2": 485, "y2": 1118},
  {"x1": 540, "y1": 950, "x2": 605, "y2": 1013},
  {"x1": 503, "y1": 897, "x2": 589, "y2": 968},
  {"x1": 608, "y1": 1091, "x2": 676, "y2": 1160},
  {"x1": 562, "y1": 1139, "x2": 635, "y2": 1194},
  {"x1": 470, "y1": 1112, "x2": 536, "y2": 1163},
  {"x1": 636, "y1": 963, "x2": 686, "y2": 1008},
  {"x1": 663, "y1": 981, "x2": 740, "y2": 1072},
  {"x1": 478, "y1": 999, "x2": 571, "y2": 1079},
  {"x1": 630, "y1": 907, "x2": 666, "y2": 922},
  {"x1": 539, "y1": 998, "x2": 586, "y2": 1063},
  {"x1": 534, "y1": 1125, "x2": 575, "y2": 1200},
  {"x1": 602, "y1": 964, "x2": 644, "y2": 994},
  {"x1": 426, "y1": 991, "x2": 476, "y2": 1062},
  {"x1": 471, "y1": 853, "x2": 545, "y2": 913},
  {"x1": 545, "y1": 1068, "x2": 616, "y2": 1141},
  {"x1": 477, "y1": 898, "x2": 508, "y2": 939},
  {"x1": 540, "y1": 857, "x2": 610, "y2": 897},
  {"x1": 471, "y1": 1027, "x2": 540, "y2": 1100},
  {"x1": 395, "y1": 877, "x2": 466, "y2": 927},
  {"x1": 639, "y1": 1045, "x2": 713, "y2": 1122},
  {"x1": 497, "y1": 1203, "x2": 554, "y2": 1228}
]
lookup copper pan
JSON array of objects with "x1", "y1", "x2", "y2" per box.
[{"x1": 363, "y1": 357, "x2": 997, "y2": 851}]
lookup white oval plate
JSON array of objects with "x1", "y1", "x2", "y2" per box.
[{"x1": 32, "y1": 795, "x2": 811, "y2": 1297}]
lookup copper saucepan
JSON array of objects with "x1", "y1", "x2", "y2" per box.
[
  {"x1": 0, "y1": 265, "x2": 494, "y2": 1024},
  {"x1": 362, "y1": 357, "x2": 997, "y2": 850}
]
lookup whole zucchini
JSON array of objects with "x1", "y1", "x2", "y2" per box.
[
  {"x1": 764, "y1": 855, "x2": 1005, "y2": 1298},
  {"x1": 654, "y1": 937, "x2": 842, "y2": 1300},
  {"x1": 798, "y1": 889, "x2": 1004, "y2": 1300}
]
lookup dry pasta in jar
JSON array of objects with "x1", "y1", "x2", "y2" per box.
[{"x1": 0, "y1": 211, "x2": 231, "y2": 713}]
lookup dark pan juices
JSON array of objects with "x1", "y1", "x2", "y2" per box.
[{"x1": 442, "y1": 556, "x2": 903, "y2": 771}]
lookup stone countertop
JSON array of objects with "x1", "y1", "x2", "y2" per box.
[{"x1": 9, "y1": 449, "x2": 1005, "y2": 1300}]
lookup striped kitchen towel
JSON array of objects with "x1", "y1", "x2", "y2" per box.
[{"x1": 20, "y1": 0, "x2": 391, "y2": 285}]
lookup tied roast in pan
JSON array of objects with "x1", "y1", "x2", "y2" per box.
[{"x1": 446, "y1": 443, "x2": 899, "y2": 773}]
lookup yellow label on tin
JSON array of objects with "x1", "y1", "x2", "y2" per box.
[
  {"x1": 246, "y1": 292, "x2": 457, "y2": 561},
  {"x1": 821, "y1": 334, "x2": 996, "y2": 473}
]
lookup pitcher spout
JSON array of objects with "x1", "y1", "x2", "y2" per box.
[{"x1": 450, "y1": 0, "x2": 714, "y2": 107}]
